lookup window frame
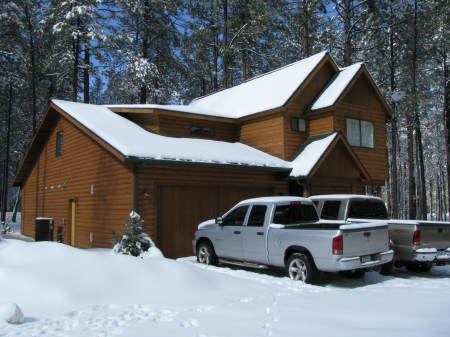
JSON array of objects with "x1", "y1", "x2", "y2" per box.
[
  {"x1": 345, "y1": 117, "x2": 375, "y2": 148},
  {"x1": 55, "y1": 130, "x2": 64, "y2": 157},
  {"x1": 290, "y1": 117, "x2": 306, "y2": 132},
  {"x1": 246, "y1": 205, "x2": 268, "y2": 227},
  {"x1": 190, "y1": 125, "x2": 214, "y2": 137}
]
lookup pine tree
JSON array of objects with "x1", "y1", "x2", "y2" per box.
[{"x1": 113, "y1": 211, "x2": 154, "y2": 257}]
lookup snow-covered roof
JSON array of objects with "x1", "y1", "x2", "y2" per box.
[
  {"x1": 237, "y1": 196, "x2": 313, "y2": 205},
  {"x1": 290, "y1": 133, "x2": 338, "y2": 177},
  {"x1": 310, "y1": 63, "x2": 363, "y2": 111},
  {"x1": 104, "y1": 104, "x2": 234, "y2": 119},
  {"x1": 309, "y1": 194, "x2": 382, "y2": 201},
  {"x1": 188, "y1": 51, "x2": 329, "y2": 118},
  {"x1": 52, "y1": 99, "x2": 291, "y2": 169}
]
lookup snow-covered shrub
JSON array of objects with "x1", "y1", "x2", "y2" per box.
[
  {"x1": 113, "y1": 211, "x2": 155, "y2": 258},
  {"x1": 0, "y1": 303, "x2": 24, "y2": 324}
]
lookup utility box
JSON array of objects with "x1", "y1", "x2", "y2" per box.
[{"x1": 35, "y1": 218, "x2": 54, "y2": 241}]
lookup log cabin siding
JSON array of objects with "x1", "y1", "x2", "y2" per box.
[
  {"x1": 239, "y1": 115, "x2": 285, "y2": 158},
  {"x1": 119, "y1": 113, "x2": 159, "y2": 133},
  {"x1": 308, "y1": 115, "x2": 334, "y2": 136},
  {"x1": 20, "y1": 114, "x2": 133, "y2": 248},
  {"x1": 333, "y1": 102, "x2": 387, "y2": 183},
  {"x1": 158, "y1": 115, "x2": 239, "y2": 142}
]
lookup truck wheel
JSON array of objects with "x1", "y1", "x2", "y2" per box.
[
  {"x1": 339, "y1": 269, "x2": 365, "y2": 279},
  {"x1": 196, "y1": 241, "x2": 218, "y2": 266},
  {"x1": 286, "y1": 253, "x2": 319, "y2": 284},
  {"x1": 380, "y1": 261, "x2": 393, "y2": 276}
]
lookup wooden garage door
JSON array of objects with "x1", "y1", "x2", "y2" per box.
[{"x1": 158, "y1": 185, "x2": 272, "y2": 258}]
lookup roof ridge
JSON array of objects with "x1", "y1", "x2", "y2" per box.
[{"x1": 190, "y1": 51, "x2": 328, "y2": 104}]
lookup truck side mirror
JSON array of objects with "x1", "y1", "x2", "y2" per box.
[{"x1": 215, "y1": 217, "x2": 223, "y2": 225}]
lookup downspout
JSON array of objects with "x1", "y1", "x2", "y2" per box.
[
  {"x1": 132, "y1": 163, "x2": 146, "y2": 213},
  {"x1": 133, "y1": 165, "x2": 140, "y2": 213}
]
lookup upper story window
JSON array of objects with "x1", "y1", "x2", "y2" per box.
[
  {"x1": 55, "y1": 130, "x2": 64, "y2": 156},
  {"x1": 291, "y1": 117, "x2": 306, "y2": 132},
  {"x1": 346, "y1": 118, "x2": 374, "y2": 148},
  {"x1": 190, "y1": 126, "x2": 214, "y2": 137}
]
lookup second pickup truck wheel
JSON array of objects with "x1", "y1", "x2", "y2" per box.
[
  {"x1": 406, "y1": 263, "x2": 431, "y2": 273},
  {"x1": 286, "y1": 253, "x2": 319, "y2": 284},
  {"x1": 196, "y1": 241, "x2": 218, "y2": 266}
]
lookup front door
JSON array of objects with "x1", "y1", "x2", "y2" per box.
[
  {"x1": 213, "y1": 205, "x2": 249, "y2": 260},
  {"x1": 242, "y1": 204, "x2": 269, "y2": 263}
]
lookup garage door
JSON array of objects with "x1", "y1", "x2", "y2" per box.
[{"x1": 158, "y1": 185, "x2": 272, "y2": 258}]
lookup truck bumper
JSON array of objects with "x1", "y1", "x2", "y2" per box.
[
  {"x1": 410, "y1": 248, "x2": 450, "y2": 265},
  {"x1": 192, "y1": 240, "x2": 197, "y2": 256},
  {"x1": 337, "y1": 249, "x2": 394, "y2": 271}
]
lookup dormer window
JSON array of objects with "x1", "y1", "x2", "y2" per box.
[
  {"x1": 56, "y1": 130, "x2": 64, "y2": 156},
  {"x1": 291, "y1": 117, "x2": 306, "y2": 132},
  {"x1": 190, "y1": 126, "x2": 214, "y2": 137}
]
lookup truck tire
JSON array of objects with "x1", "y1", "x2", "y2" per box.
[
  {"x1": 196, "y1": 241, "x2": 218, "y2": 266},
  {"x1": 339, "y1": 269, "x2": 365, "y2": 279},
  {"x1": 286, "y1": 253, "x2": 319, "y2": 284},
  {"x1": 380, "y1": 261, "x2": 393, "y2": 276}
]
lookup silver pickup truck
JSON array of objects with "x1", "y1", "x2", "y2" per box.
[
  {"x1": 193, "y1": 196, "x2": 393, "y2": 283},
  {"x1": 310, "y1": 194, "x2": 450, "y2": 273}
]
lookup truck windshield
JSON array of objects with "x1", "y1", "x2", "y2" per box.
[
  {"x1": 273, "y1": 204, "x2": 318, "y2": 224},
  {"x1": 348, "y1": 200, "x2": 388, "y2": 220}
]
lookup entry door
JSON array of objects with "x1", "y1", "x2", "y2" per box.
[
  {"x1": 69, "y1": 200, "x2": 77, "y2": 246},
  {"x1": 213, "y1": 205, "x2": 249, "y2": 259},
  {"x1": 242, "y1": 204, "x2": 269, "y2": 264}
]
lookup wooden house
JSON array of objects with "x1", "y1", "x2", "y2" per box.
[{"x1": 13, "y1": 51, "x2": 391, "y2": 258}]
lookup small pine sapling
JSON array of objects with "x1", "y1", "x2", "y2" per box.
[{"x1": 113, "y1": 211, "x2": 154, "y2": 257}]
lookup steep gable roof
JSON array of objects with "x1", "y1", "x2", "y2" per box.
[
  {"x1": 187, "y1": 51, "x2": 330, "y2": 118},
  {"x1": 309, "y1": 63, "x2": 392, "y2": 116},
  {"x1": 290, "y1": 132, "x2": 370, "y2": 180},
  {"x1": 14, "y1": 100, "x2": 292, "y2": 186}
]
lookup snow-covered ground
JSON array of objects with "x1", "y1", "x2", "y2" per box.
[{"x1": 1, "y1": 239, "x2": 449, "y2": 337}]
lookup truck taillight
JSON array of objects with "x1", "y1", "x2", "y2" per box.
[
  {"x1": 412, "y1": 230, "x2": 421, "y2": 245},
  {"x1": 332, "y1": 235, "x2": 343, "y2": 255}
]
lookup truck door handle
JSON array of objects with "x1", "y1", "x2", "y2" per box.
[
  {"x1": 256, "y1": 232, "x2": 264, "y2": 236},
  {"x1": 233, "y1": 231, "x2": 241, "y2": 235}
]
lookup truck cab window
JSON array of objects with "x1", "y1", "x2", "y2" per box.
[
  {"x1": 273, "y1": 204, "x2": 318, "y2": 224},
  {"x1": 247, "y1": 205, "x2": 267, "y2": 227},
  {"x1": 348, "y1": 200, "x2": 388, "y2": 219},
  {"x1": 321, "y1": 201, "x2": 341, "y2": 220},
  {"x1": 222, "y1": 206, "x2": 249, "y2": 226}
]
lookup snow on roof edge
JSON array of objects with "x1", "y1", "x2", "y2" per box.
[
  {"x1": 51, "y1": 99, "x2": 292, "y2": 170},
  {"x1": 290, "y1": 133, "x2": 338, "y2": 177},
  {"x1": 310, "y1": 63, "x2": 363, "y2": 111}
]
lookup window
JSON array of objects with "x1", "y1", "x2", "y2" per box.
[
  {"x1": 321, "y1": 201, "x2": 341, "y2": 220},
  {"x1": 56, "y1": 130, "x2": 64, "y2": 156},
  {"x1": 247, "y1": 205, "x2": 267, "y2": 227},
  {"x1": 190, "y1": 126, "x2": 214, "y2": 137},
  {"x1": 291, "y1": 117, "x2": 306, "y2": 132},
  {"x1": 222, "y1": 206, "x2": 249, "y2": 226},
  {"x1": 346, "y1": 118, "x2": 374, "y2": 148},
  {"x1": 348, "y1": 200, "x2": 388, "y2": 220},
  {"x1": 273, "y1": 204, "x2": 318, "y2": 224}
]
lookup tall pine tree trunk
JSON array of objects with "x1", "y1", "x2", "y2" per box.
[
  {"x1": 222, "y1": 0, "x2": 230, "y2": 88},
  {"x1": 343, "y1": 0, "x2": 352, "y2": 66},
  {"x1": 300, "y1": 0, "x2": 311, "y2": 58},
  {"x1": 24, "y1": 3, "x2": 37, "y2": 132},
  {"x1": 140, "y1": 0, "x2": 150, "y2": 104},
  {"x1": 83, "y1": 48, "x2": 90, "y2": 103}
]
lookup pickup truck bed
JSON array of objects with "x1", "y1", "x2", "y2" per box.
[{"x1": 310, "y1": 194, "x2": 450, "y2": 272}]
